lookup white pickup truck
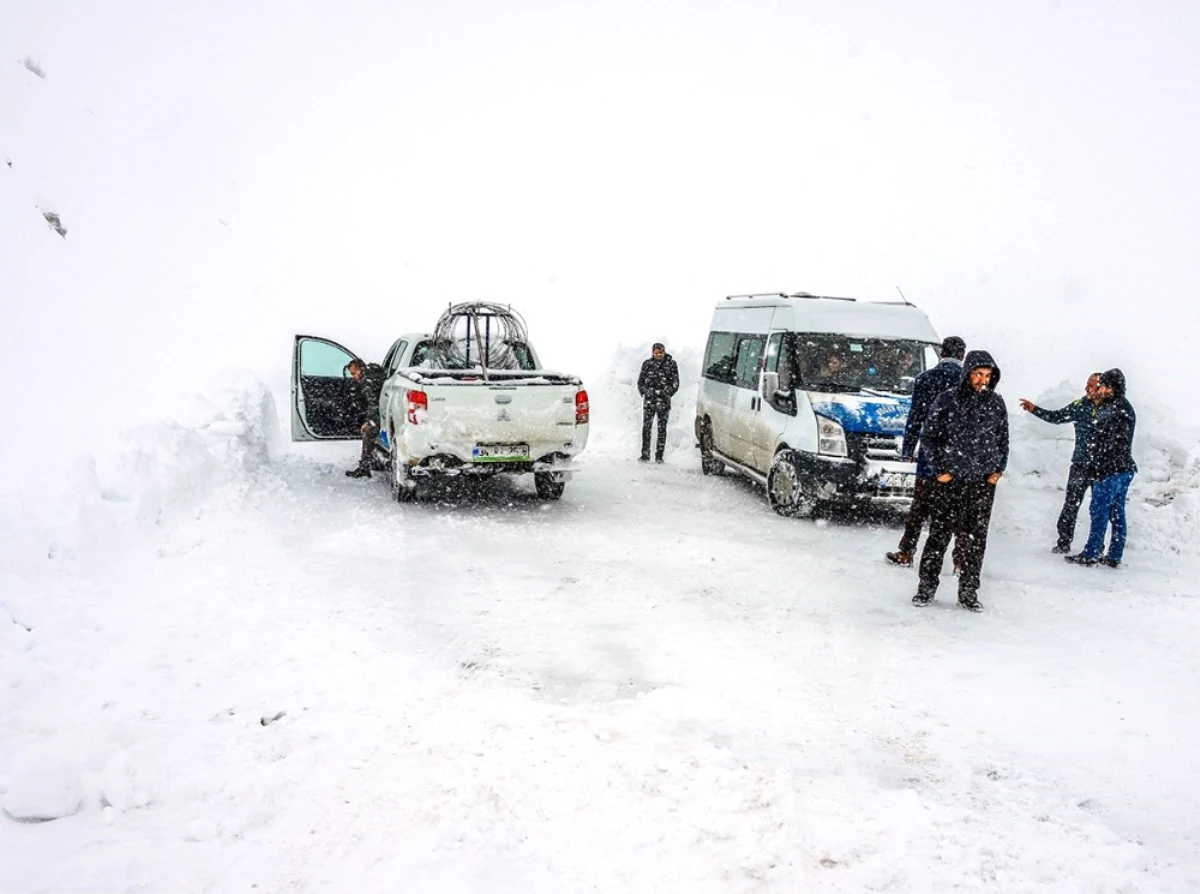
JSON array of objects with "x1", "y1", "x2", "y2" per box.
[{"x1": 291, "y1": 304, "x2": 590, "y2": 501}]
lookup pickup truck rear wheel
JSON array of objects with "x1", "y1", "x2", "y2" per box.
[
  {"x1": 534, "y1": 472, "x2": 566, "y2": 500},
  {"x1": 768, "y1": 450, "x2": 815, "y2": 518},
  {"x1": 390, "y1": 449, "x2": 416, "y2": 503}
]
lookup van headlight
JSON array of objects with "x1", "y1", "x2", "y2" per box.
[{"x1": 816, "y1": 415, "x2": 848, "y2": 457}]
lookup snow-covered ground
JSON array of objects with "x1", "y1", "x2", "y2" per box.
[{"x1": 2, "y1": 362, "x2": 1198, "y2": 893}]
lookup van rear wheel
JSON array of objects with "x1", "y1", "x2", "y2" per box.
[{"x1": 768, "y1": 450, "x2": 814, "y2": 518}]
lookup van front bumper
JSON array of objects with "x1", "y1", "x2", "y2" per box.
[{"x1": 795, "y1": 452, "x2": 917, "y2": 506}]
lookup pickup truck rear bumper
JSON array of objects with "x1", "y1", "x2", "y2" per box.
[{"x1": 408, "y1": 455, "x2": 581, "y2": 478}]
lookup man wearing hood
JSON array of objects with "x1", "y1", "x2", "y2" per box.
[
  {"x1": 638, "y1": 343, "x2": 680, "y2": 462},
  {"x1": 886, "y1": 335, "x2": 966, "y2": 567},
  {"x1": 1066, "y1": 368, "x2": 1137, "y2": 568},
  {"x1": 1019, "y1": 373, "x2": 1103, "y2": 553},
  {"x1": 912, "y1": 350, "x2": 1009, "y2": 612}
]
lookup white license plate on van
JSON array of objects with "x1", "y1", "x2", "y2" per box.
[
  {"x1": 472, "y1": 443, "x2": 530, "y2": 461},
  {"x1": 880, "y1": 472, "x2": 915, "y2": 489}
]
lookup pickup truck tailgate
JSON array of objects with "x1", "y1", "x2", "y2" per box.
[{"x1": 425, "y1": 381, "x2": 579, "y2": 448}]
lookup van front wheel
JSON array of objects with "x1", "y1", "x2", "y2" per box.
[
  {"x1": 768, "y1": 450, "x2": 814, "y2": 518},
  {"x1": 699, "y1": 423, "x2": 723, "y2": 476}
]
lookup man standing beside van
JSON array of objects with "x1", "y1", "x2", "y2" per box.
[
  {"x1": 887, "y1": 336, "x2": 966, "y2": 567},
  {"x1": 912, "y1": 350, "x2": 1009, "y2": 612},
  {"x1": 1018, "y1": 373, "x2": 1102, "y2": 553},
  {"x1": 638, "y1": 343, "x2": 679, "y2": 462}
]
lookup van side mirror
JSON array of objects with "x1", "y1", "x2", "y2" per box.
[{"x1": 762, "y1": 371, "x2": 779, "y2": 398}]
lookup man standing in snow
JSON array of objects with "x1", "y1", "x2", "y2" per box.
[
  {"x1": 638, "y1": 343, "x2": 680, "y2": 463},
  {"x1": 886, "y1": 335, "x2": 966, "y2": 567},
  {"x1": 344, "y1": 358, "x2": 386, "y2": 479},
  {"x1": 1018, "y1": 373, "x2": 1102, "y2": 553},
  {"x1": 912, "y1": 350, "x2": 1009, "y2": 612},
  {"x1": 1066, "y1": 368, "x2": 1137, "y2": 568}
]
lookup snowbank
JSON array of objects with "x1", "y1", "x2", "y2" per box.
[
  {"x1": 1007, "y1": 380, "x2": 1200, "y2": 556},
  {"x1": 588, "y1": 343, "x2": 703, "y2": 458},
  {"x1": 0, "y1": 370, "x2": 281, "y2": 573},
  {"x1": 0, "y1": 371, "x2": 282, "y2": 832}
]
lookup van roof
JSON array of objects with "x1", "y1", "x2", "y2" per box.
[
  {"x1": 722, "y1": 291, "x2": 905, "y2": 306},
  {"x1": 712, "y1": 293, "x2": 939, "y2": 342}
]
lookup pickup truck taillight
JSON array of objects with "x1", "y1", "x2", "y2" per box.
[
  {"x1": 407, "y1": 390, "x2": 428, "y2": 425},
  {"x1": 575, "y1": 389, "x2": 590, "y2": 425}
]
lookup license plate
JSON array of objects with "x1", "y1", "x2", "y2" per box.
[
  {"x1": 472, "y1": 443, "x2": 530, "y2": 461},
  {"x1": 880, "y1": 472, "x2": 915, "y2": 489}
]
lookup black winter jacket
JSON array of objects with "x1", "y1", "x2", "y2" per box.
[
  {"x1": 638, "y1": 355, "x2": 680, "y2": 408},
  {"x1": 349, "y1": 362, "x2": 386, "y2": 427},
  {"x1": 901, "y1": 358, "x2": 963, "y2": 474},
  {"x1": 1086, "y1": 368, "x2": 1137, "y2": 478},
  {"x1": 1029, "y1": 398, "x2": 1096, "y2": 467},
  {"x1": 920, "y1": 350, "x2": 1010, "y2": 481}
]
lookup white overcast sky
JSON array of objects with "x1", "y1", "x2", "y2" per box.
[{"x1": 2, "y1": 0, "x2": 1198, "y2": 463}]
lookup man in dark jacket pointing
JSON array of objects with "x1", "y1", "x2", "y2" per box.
[
  {"x1": 912, "y1": 350, "x2": 1009, "y2": 612},
  {"x1": 1066, "y1": 368, "x2": 1137, "y2": 568},
  {"x1": 638, "y1": 343, "x2": 680, "y2": 462},
  {"x1": 1019, "y1": 373, "x2": 1102, "y2": 553}
]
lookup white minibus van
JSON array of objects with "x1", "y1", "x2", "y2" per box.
[{"x1": 695, "y1": 292, "x2": 941, "y2": 516}]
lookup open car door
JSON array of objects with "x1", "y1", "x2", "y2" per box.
[{"x1": 292, "y1": 335, "x2": 363, "y2": 441}]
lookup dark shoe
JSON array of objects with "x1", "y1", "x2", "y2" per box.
[
  {"x1": 958, "y1": 596, "x2": 984, "y2": 612},
  {"x1": 912, "y1": 592, "x2": 934, "y2": 606},
  {"x1": 345, "y1": 467, "x2": 371, "y2": 478},
  {"x1": 1051, "y1": 544, "x2": 1071, "y2": 554},
  {"x1": 886, "y1": 551, "x2": 914, "y2": 567},
  {"x1": 1098, "y1": 556, "x2": 1121, "y2": 569},
  {"x1": 638, "y1": 455, "x2": 650, "y2": 462},
  {"x1": 1065, "y1": 553, "x2": 1097, "y2": 566},
  {"x1": 654, "y1": 456, "x2": 665, "y2": 464}
]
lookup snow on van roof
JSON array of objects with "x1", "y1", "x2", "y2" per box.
[{"x1": 713, "y1": 293, "x2": 939, "y2": 341}]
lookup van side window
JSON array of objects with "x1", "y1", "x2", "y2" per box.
[
  {"x1": 734, "y1": 335, "x2": 766, "y2": 390},
  {"x1": 704, "y1": 332, "x2": 738, "y2": 383}
]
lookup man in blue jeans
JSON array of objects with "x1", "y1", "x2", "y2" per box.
[
  {"x1": 1066, "y1": 368, "x2": 1137, "y2": 568},
  {"x1": 1018, "y1": 373, "x2": 1102, "y2": 553}
]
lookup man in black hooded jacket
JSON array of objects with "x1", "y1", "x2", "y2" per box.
[
  {"x1": 638, "y1": 343, "x2": 680, "y2": 462},
  {"x1": 1066, "y1": 368, "x2": 1137, "y2": 568},
  {"x1": 912, "y1": 350, "x2": 1009, "y2": 611},
  {"x1": 344, "y1": 358, "x2": 386, "y2": 478}
]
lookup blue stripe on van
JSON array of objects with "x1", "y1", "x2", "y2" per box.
[{"x1": 810, "y1": 395, "x2": 911, "y2": 435}]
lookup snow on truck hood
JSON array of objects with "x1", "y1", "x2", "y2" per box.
[{"x1": 809, "y1": 392, "x2": 910, "y2": 435}]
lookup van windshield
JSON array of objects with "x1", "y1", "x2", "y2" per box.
[{"x1": 790, "y1": 334, "x2": 935, "y2": 395}]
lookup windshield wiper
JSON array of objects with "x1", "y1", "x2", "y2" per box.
[{"x1": 805, "y1": 381, "x2": 861, "y2": 393}]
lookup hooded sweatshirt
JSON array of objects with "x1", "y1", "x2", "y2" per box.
[
  {"x1": 1086, "y1": 368, "x2": 1137, "y2": 478},
  {"x1": 919, "y1": 350, "x2": 1010, "y2": 480}
]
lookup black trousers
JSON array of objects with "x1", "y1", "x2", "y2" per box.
[
  {"x1": 1056, "y1": 463, "x2": 1092, "y2": 549},
  {"x1": 357, "y1": 420, "x2": 380, "y2": 470},
  {"x1": 918, "y1": 478, "x2": 997, "y2": 601},
  {"x1": 641, "y1": 402, "x2": 670, "y2": 459},
  {"x1": 897, "y1": 476, "x2": 963, "y2": 566}
]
